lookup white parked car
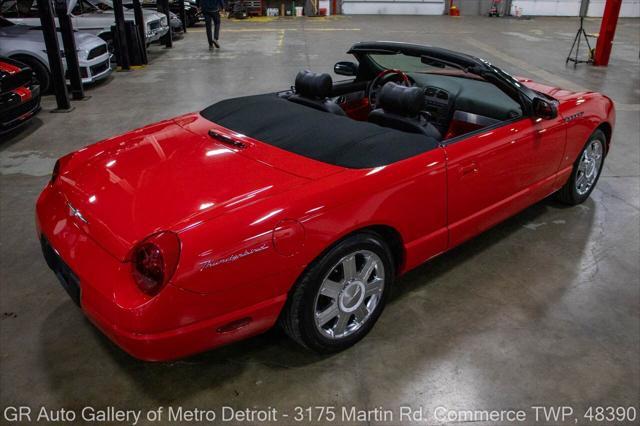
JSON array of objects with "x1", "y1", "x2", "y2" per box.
[
  {"x1": 1, "y1": 0, "x2": 169, "y2": 46},
  {"x1": 0, "y1": 17, "x2": 112, "y2": 92}
]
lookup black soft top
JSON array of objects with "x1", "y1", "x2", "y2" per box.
[{"x1": 200, "y1": 94, "x2": 438, "y2": 169}]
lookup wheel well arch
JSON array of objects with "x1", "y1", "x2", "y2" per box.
[
  {"x1": 9, "y1": 53, "x2": 49, "y2": 72},
  {"x1": 281, "y1": 223, "x2": 406, "y2": 307},
  {"x1": 596, "y1": 122, "x2": 612, "y2": 154},
  {"x1": 304, "y1": 224, "x2": 406, "y2": 281},
  {"x1": 359, "y1": 225, "x2": 405, "y2": 272}
]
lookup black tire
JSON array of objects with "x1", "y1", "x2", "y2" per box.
[
  {"x1": 556, "y1": 129, "x2": 607, "y2": 205},
  {"x1": 280, "y1": 232, "x2": 395, "y2": 353},
  {"x1": 12, "y1": 55, "x2": 51, "y2": 94}
]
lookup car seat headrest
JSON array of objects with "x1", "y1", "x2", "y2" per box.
[
  {"x1": 295, "y1": 70, "x2": 333, "y2": 99},
  {"x1": 377, "y1": 82, "x2": 424, "y2": 117}
]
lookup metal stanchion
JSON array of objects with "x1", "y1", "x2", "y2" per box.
[
  {"x1": 35, "y1": 0, "x2": 73, "y2": 112},
  {"x1": 53, "y1": 0, "x2": 87, "y2": 100},
  {"x1": 131, "y1": 0, "x2": 148, "y2": 64},
  {"x1": 158, "y1": 0, "x2": 173, "y2": 48},
  {"x1": 113, "y1": 0, "x2": 131, "y2": 70}
]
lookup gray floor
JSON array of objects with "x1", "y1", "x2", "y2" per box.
[{"x1": 1, "y1": 15, "x2": 639, "y2": 425}]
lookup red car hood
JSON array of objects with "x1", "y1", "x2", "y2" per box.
[{"x1": 57, "y1": 117, "x2": 337, "y2": 260}]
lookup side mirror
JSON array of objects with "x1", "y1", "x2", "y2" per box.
[
  {"x1": 532, "y1": 98, "x2": 558, "y2": 120},
  {"x1": 334, "y1": 61, "x2": 358, "y2": 77}
]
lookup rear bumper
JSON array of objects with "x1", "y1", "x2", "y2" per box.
[
  {"x1": 36, "y1": 185, "x2": 286, "y2": 361},
  {"x1": 84, "y1": 290, "x2": 285, "y2": 361}
]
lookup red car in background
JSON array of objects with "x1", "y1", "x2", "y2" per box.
[
  {"x1": 0, "y1": 56, "x2": 41, "y2": 134},
  {"x1": 36, "y1": 42, "x2": 615, "y2": 361}
]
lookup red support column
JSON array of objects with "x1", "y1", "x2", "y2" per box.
[{"x1": 593, "y1": 0, "x2": 623, "y2": 66}]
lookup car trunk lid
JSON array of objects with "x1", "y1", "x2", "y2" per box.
[
  {"x1": 58, "y1": 118, "x2": 311, "y2": 260},
  {"x1": 174, "y1": 113, "x2": 346, "y2": 180}
]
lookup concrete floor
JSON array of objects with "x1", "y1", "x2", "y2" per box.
[{"x1": 1, "y1": 15, "x2": 639, "y2": 425}]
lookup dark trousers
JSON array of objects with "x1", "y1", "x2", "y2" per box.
[{"x1": 204, "y1": 10, "x2": 221, "y2": 44}]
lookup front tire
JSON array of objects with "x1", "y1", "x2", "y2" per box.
[
  {"x1": 556, "y1": 129, "x2": 606, "y2": 205},
  {"x1": 281, "y1": 232, "x2": 395, "y2": 353}
]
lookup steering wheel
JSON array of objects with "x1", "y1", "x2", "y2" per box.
[{"x1": 367, "y1": 69, "x2": 411, "y2": 110}]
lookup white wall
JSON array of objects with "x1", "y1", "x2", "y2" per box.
[
  {"x1": 342, "y1": 0, "x2": 445, "y2": 15},
  {"x1": 587, "y1": 0, "x2": 640, "y2": 17},
  {"x1": 511, "y1": 0, "x2": 640, "y2": 17},
  {"x1": 342, "y1": 0, "x2": 640, "y2": 16}
]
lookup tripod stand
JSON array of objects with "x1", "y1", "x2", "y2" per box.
[{"x1": 566, "y1": 16, "x2": 594, "y2": 67}]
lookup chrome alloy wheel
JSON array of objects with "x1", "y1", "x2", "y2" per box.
[
  {"x1": 314, "y1": 250, "x2": 385, "y2": 339},
  {"x1": 576, "y1": 139, "x2": 604, "y2": 196}
]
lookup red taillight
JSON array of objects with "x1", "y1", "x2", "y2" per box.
[{"x1": 131, "y1": 231, "x2": 181, "y2": 296}]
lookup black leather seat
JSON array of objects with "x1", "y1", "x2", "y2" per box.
[
  {"x1": 368, "y1": 82, "x2": 442, "y2": 140},
  {"x1": 288, "y1": 71, "x2": 346, "y2": 116}
]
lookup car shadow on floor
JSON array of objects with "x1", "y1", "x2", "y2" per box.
[
  {"x1": 387, "y1": 197, "x2": 582, "y2": 303},
  {"x1": 146, "y1": 46, "x2": 172, "y2": 65},
  {"x1": 82, "y1": 74, "x2": 115, "y2": 92},
  {"x1": 38, "y1": 196, "x2": 596, "y2": 405},
  {"x1": 0, "y1": 118, "x2": 44, "y2": 148}
]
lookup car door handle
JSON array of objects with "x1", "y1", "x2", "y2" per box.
[{"x1": 460, "y1": 162, "x2": 478, "y2": 176}]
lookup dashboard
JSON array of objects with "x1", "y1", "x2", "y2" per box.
[
  {"x1": 369, "y1": 72, "x2": 523, "y2": 135},
  {"x1": 412, "y1": 73, "x2": 523, "y2": 121},
  {"x1": 422, "y1": 85, "x2": 452, "y2": 132}
]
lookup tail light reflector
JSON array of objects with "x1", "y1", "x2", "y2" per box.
[{"x1": 131, "y1": 231, "x2": 181, "y2": 296}]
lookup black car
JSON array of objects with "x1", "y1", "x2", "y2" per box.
[
  {"x1": 169, "y1": 0, "x2": 202, "y2": 27},
  {"x1": 0, "y1": 57, "x2": 41, "y2": 135}
]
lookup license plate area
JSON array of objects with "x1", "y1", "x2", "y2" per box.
[{"x1": 40, "y1": 237, "x2": 81, "y2": 306}]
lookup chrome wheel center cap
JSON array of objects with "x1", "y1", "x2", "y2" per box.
[{"x1": 339, "y1": 280, "x2": 365, "y2": 313}]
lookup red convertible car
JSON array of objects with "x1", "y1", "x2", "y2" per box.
[{"x1": 36, "y1": 42, "x2": 615, "y2": 361}]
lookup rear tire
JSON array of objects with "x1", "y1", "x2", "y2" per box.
[
  {"x1": 556, "y1": 129, "x2": 606, "y2": 205},
  {"x1": 12, "y1": 55, "x2": 51, "y2": 94},
  {"x1": 280, "y1": 232, "x2": 394, "y2": 353}
]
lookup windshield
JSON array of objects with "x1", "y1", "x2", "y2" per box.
[
  {"x1": 368, "y1": 53, "x2": 463, "y2": 74},
  {"x1": 85, "y1": 0, "x2": 113, "y2": 10},
  {"x1": 0, "y1": 16, "x2": 15, "y2": 26},
  {"x1": 69, "y1": 0, "x2": 94, "y2": 13}
]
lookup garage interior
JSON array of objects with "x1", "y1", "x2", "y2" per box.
[{"x1": 1, "y1": 2, "x2": 639, "y2": 422}]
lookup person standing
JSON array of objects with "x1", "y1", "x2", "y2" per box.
[{"x1": 202, "y1": 0, "x2": 225, "y2": 49}]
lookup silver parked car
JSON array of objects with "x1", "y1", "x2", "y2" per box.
[
  {"x1": 1, "y1": 0, "x2": 169, "y2": 45},
  {"x1": 0, "y1": 17, "x2": 112, "y2": 93}
]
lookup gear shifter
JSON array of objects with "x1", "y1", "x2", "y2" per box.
[{"x1": 420, "y1": 110, "x2": 434, "y2": 121}]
